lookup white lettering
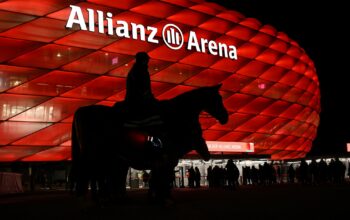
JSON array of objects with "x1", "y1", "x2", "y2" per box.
[
  {"x1": 97, "y1": 10, "x2": 104, "y2": 34},
  {"x1": 187, "y1": 31, "x2": 200, "y2": 52},
  {"x1": 87, "y1": 8, "x2": 94, "y2": 32},
  {"x1": 218, "y1": 42, "x2": 228, "y2": 58},
  {"x1": 116, "y1": 20, "x2": 130, "y2": 38},
  {"x1": 65, "y1": 5, "x2": 238, "y2": 60},
  {"x1": 200, "y1": 38, "x2": 208, "y2": 53},
  {"x1": 147, "y1": 26, "x2": 159, "y2": 44},
  {"x1": 66, "y1": 5, "x2": 87, "y2": 30},
  {"x1": 208, "y1": 40, "x2": 218, "y2": 55},
  {"x1": 131, "y1": 23, "x2": 145, "y2": 41},
  {"x1": 106, "y1": 12, "x2": 113, "y2": 35},
  {"x1": 229, "y1": 45, "x2": 238, "y2": 60}
]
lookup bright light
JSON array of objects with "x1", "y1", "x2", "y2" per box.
[{"x1": 206, "y1": 141, "x2": 254, "y2": 153}]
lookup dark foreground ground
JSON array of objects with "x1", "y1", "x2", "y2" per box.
[{"x1": 1, "y1": 184, "x2": 349, "y2": 220}]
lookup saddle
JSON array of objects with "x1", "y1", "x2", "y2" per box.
[{"x1": 123, "y1": 115, "x2": 163, "y2": 128}]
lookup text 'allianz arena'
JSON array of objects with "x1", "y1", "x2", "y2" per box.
[{"x1": 0, "y1": 0, "x2": 320, "y2": 161}]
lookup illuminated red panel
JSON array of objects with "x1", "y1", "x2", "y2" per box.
[
  {"x1": 104, "y1": 38, "x2": 158, "y2": 55},
  {"x1": 259, "y1": 66, "x2": 288, "y2": 82},
  {"x1": 180, "y1": 52, "x2": 221, "y2": 68},
  {"x1": 236, "y1": 115, "x2": 275, "y2": 133},
  {"x1": 96, "y1": 100, "x2": 115, "y2": 107},
  {"x1": 48, "y1": 2, "x2": 122, "y2": 22},
  {"x1": 0, "y1": 65, "x2": 48, "y2": 92},
  {"x1": 167, "y1": 9, "x2": 209, "y2": 26},
  {"x1": 199, "y1": 117, "x2": 217, "y2": 129},
  {"x1": 202, "y1": 130, "x2": 227, "y2": 140},
  {"x1": 239, "y1": 18, "x2": 261, "y2": 30},
  {"x1": 219, "y1": 131, "x2": 250, "y2": 142},
  {"x1": 240, "y1": 79, "x2": 274, "y2": 96},
  {"x1": 0, "y1": 94, "x2": 49, "y2": 120},
  {"x1": 148, "y1": 45, "x2": 192, "y2": 62},
  {"x1": 269, "y1": 39, "x2": 289, "y2": 53},
  {"x1": 227, "y1": 25, "x2": 255, "y2": 41},
  {"x1": 216, "y1": 10, "x2": 244, "y2": 23},
  {"x1": 0, "y1": 146, "x2": 49, "y2": 162},
  {"x1": 237, "y1": 60, "x2": 270, "y2": 78},
  {"x1": 275, "y1": 55, "x2": 296, "y2": 69},
  {"x1": 151, "y1": 82, "x2": 176, "y2": 96},
  {"x1": 210, "y1": 113, "x2": 252, "y2": 131},
  {"x1": 221, "y1": 74, "x2": 255, "y2": 92},
  {"x1": 237, "y1": 43, "x2": 264, "y2": 59},
  {"x1": 287, "y1": 47, "x2": 303, "y2": 60},
  {"x1": 8, "y1": 70, "x2": 96, "y2": 96},
  {"x1": 224, "y1": 93, "x2": 255, "y2": 112},
  {"x1": 259, "y1": 24, "x2": 277, "y2": 36},
  {"x1": 275, "y1": 120, "x2": 302, "y2": 135},
  {"x1": 55, "y1": 30, "x2": 119, "y2": 50},
  {"x1": 270, "y1": 136, "x2": 298, "y2": 150},
  {"x1": 255, "y1": 49, "x2": 281, "y2": 65},
  {"x1": 260, "y1": 100, "x2": 290, "y2": 116},
  {"x1": 199, "y1": 17, "x2": 232, "y2": 34},
  {"x1": 0, "y1": 0, "x2": 78, "y2": 16},
  {"x1": 62, "y1": 51, "x2": 132, "y2": 74},
  {"x1": 184, "y1": 69, "x2": 231, "y2": 87},
  {"x1": 131, "y1": 1, "x2": 181, "y2": 18},
  {"x1": 156, "y1": 85, "x2": 195, "y2": 100},
  {"x1": 0, "y1": 18, "x2": 76, "y2": 42},
  {"x1": 87, "y1": 0, "x2": 146, "y2": 10},
  {"x1": 62, "y1": 76, "x2": 125, "y2": 100},
  {"x1": 106, "y1": 90, "x2": 126, "y2": 102},
  {"x1": 263, "y1": 83, "x2": 292, "y2": 99},
  {"x1": 191, "y1": 2, "x2": 224, "y2": 15},
  {"x1": 295, "y1": 107, "x2": 312, "y2": 122},
  {"x1": 0, "y1": 122, "x2": 51, "y2": 145},
  {"x1": 152, "y1": 63, "x2": 203, "y2": 84},
  {"x1": 0, "y1": 37, "x2": 44, "y2": 62},
  {"x1": 9, "y1": 44, "x2": 93, "y2": 69},
  {"x1": 238, "y1": 97, "x2": 274, "y2": 115},
  {"x1": 111, "y1": 11, "x2": 159, "y2": 27},
  {"x1": 22, "y1": 146, "x2": 70, "y2": 161},
  {"x1": 257, "y1": 118, "x2": 290, "y2": 134},
  {"x1": 281, "y1": 87, "x2": 304, "y2": 102},
  {"x1": 162, "y1": 0, "x2": 194, "y2": 7},
  {"x1": 210, "y1": 56, "x2": 248, "y2": 72},
  {"x1": 279, "y1": 71, "x2": 302, "y2": 86},
  {"x1": 110, "y1": 59, "x2": 168, "y2": 79},
  {"x1": 0, "y1": 11, "x2": 35, "y2": 32},
  {"x1": 13, "y1": 123, "x2": 71, "y2": 146},
  {"x1": 10, "y1": 98, "x2": 96, "y2": 122},
  {"x1": 249, "y1": 32, "x2": 274, "y2": 47},
  {"x1": 297, "y1": 92, "x2": 313, "y2": 106}
]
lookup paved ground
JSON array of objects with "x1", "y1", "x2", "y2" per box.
[{"x1": 1, "y1": 184, "x2": 349, "y2": 220}]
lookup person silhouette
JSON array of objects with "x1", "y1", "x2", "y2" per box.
[{"x1": 124, "y1": 51, "x2": 157, "y2": 118}]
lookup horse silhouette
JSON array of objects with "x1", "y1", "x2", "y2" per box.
[{"x1": 71, "y1": 84, "x2": 228, "y2": 202}]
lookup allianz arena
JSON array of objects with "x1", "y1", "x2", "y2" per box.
[{"x1": 0, "y1": 0, "x2": 320, "y2": 161}]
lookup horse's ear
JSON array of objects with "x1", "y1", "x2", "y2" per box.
[{"x1": 213, "y1": 83, "x2": 222, "y2": 90}]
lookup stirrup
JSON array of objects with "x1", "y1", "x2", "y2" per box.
[{"x1": 147, "y1": 136, "x2": 163, "y2": 149}]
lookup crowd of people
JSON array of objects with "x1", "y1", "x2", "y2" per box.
[{"x1": 185, "y1": 158, "x2": 349, "y2": 188}]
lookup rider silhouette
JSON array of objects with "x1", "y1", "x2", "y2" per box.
[
  {"x1": 124, "y1": 52, "x2": 157, "y2": 117},
  {"x1": 123, "y1": 51, "x2": 163, "y2": 149}
]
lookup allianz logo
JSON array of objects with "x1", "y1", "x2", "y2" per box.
[{"x1": 66, "y1": 5, "x2": 238, "y2": 60}]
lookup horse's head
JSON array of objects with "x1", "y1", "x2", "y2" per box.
[{"x1": 203, "y1": 84, "x2": 229, "y2": 125}]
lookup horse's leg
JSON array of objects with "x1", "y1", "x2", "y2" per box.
[{"x1": 150, "y1": 155, "x2": 174, "y2": 204}]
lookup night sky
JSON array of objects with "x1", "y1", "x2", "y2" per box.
[{"x1": 210, "y1": 0, "x2": 349, "y2": 155}]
